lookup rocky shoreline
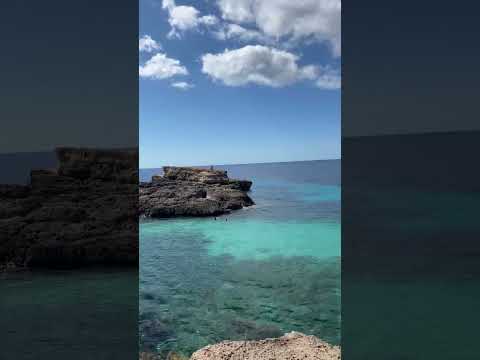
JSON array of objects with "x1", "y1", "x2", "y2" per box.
[
  {"x1": 140, "y1": 332, "x2": 341, "y2": 360},
  {"x1": 140, "y1": 167, "x2": 254, "y2": 218},
  {"x1": 0, "y1": 147, "x2": 138, "y2": 270}
]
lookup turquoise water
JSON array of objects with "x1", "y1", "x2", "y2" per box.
[
  {"x1": 142, "y1": 220, "x2": 340, "y2": 260},
  {"x1": 140, "y1": 161, "x2": 341, "y2": 357}
]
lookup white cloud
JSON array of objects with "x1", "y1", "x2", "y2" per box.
[
  {"x1": 171, "y1": 81, "x2": 195, "y2": 90},
  {"x1": 139, "y1": 53, "x2": 188, "y2": 80},
  {"x1": 162, "y1": 0, "x2": 218, "y2": 38},
  {"x1": 216, "y1": 0, "x2": 341, "y2": 57},
  {"x1": 162, "y1": 0, "x2": 175, "y2": 10},
  {"x1": 139, "y1": 35, "x2": 162, "y2": 52},
  {"x1": 169, "y1": 6, "x2": 200, "y2": 31},
  {"x1": 315, "y1": 67, "x2": 341, "y2": 90},
  {"x1": 213, "y1": 24, "x2": 270, "y2": 44},
  {"x1": 217, "y1": 0, "x2": 254, "y2": 23},
  {"x1": 201, "y1": 45, "x2": 318, "y2": 87},
  {"x1": 199, "y1": 15, "x2": 218, "y2": 26}
]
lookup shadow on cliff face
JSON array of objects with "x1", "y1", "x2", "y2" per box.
[{"x1": 0, "y1": 147, "x2": 139, "y2": 270}]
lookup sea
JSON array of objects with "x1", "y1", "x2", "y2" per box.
[
  {"x1": 0, "y1": 268, "x2": 138, "y2": 360},
  {"x1": 3, "y1": 132, "x2": 480, "y2": 359},
  {"x1": 139, "y1": 160, "x2": 341, "y2": 357}
]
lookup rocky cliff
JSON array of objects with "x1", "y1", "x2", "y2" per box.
[
  {"x1": 190, "y1": 332, "x2": 341, "y2": 360},
  {"x1": 140, "y1": 167, "x2": 254, "y2": 218},
  {"x1": 0, "y1": 147, "x2": 138, "y2": 270},
  {"x1": 139, "y1": 332, "x2": 340, "y2": 360}
]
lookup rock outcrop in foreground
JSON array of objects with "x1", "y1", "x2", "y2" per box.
[
  {"x1": 140, "y1": 167, "x2": 254, "y2": 218},
  {"x1": 0, "y1": 147, "x2": 138, "y2": 270},
  {"x1": 190, "y1": 332, "x2": 340, "y2": 360}
]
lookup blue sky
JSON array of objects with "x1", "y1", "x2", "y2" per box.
[{"x1": 140, "y1": 0, "x2": 341, "y2": 168}]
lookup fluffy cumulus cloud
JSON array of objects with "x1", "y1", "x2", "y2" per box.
[
  {"x1": 201, "y1": 45, "x2": 318, "y2": 87},
  {"x1": 139, "y1": 35, "x2": 162, "y2": 52},
  {"x1": 171, "y1": 81, "x2": 195, "y2": 90},
  {"x1": 162, "y1": 0, "x2": 218, "y2": 38},
  {"x1": 148, "y1": 1, "x2": 340, "y2": 89},
  {"x1": 139, "y1": 53, "x2": 188, "y2": 80},
  {"x1": 216, "y1": 0, "x2": 341, "y2": 57}
]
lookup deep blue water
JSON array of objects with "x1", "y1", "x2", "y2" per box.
[{"x1": 140, "y1": 160, "x2": 341, "y2": 357}]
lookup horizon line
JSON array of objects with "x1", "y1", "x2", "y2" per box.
[
  {"x1": 140, "y1": 158, "x2": 341, "y2": 170},
  {"x1": 343, "y1": 128, "x2": 480, "y2": 139}
]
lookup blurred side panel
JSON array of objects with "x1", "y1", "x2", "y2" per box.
[
  {"x1": 343, "y1": 1, "x2": 480, "y2": 359},
  {"x1": 0, "y1": 1, "x2": 139, "y2": 359}
]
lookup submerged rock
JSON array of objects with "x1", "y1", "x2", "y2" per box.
[
  {"x1": 190, "y1": 332, "x2": 341, "y2": 360},
  {"x1": 139, "y1": 317, "x2": 174, "y2": 351},
  {"x1": 139, "y1": 351, "x2": 188, "y2": 360},
  {"x1": 229, "y1": 318, "x2": 284, "y2": 341},
  {"x1": 140, "y1": 167, "x2": 254, "y2": 218},
  {"x1": 139, "y1": 353, "x2": 161, "y2": 360}
]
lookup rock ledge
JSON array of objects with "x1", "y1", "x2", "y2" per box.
[
  {"x1": 190, "y1": 332, "x2": 341, "y2": 360},
  {"x1": 140, "y1": 167, "x2": 254, "y2": 218}
]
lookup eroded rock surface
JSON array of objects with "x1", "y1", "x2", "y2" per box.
[
  {"x1": 140, "y1": 167, "x2": 254, "y2": 218},
  {"x1": 0, "y1": 147, "x2": 138, "y2": 270},
  {"x1": 190, "y1": 332, "x2": 341, "y2": 360}
]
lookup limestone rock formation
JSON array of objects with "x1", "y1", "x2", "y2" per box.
[
  {"x1": 190, "y1": 332, "x2": 341, "y2": 360},
  {"x1": 140, "y1": 167, "x2": 254, "y2": 218},
  {"x1": 0, "y1": 147, "x2": 138, "y2": 270}
]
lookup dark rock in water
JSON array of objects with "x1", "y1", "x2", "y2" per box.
[
  {"x1": 140, "y1": 167, "x2": 254, "y2": 218},
  {"x1": 139, "y1": 317, "x2": 173, "y2": 351},
  {"x1": 141, "y1": 292, "x2": 156, "y2": 300},
  {"x1": 139, "y1": 351, "x2": 187, "y2": 360},
  {"x1": 139, "y1": 352, "x2": 162, "y2": 360},
  {"x1": 0, "y1": 147, "x2": 138, "y2": 270}
]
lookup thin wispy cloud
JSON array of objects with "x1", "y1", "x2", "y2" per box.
[
  {"x1": 315, "y1": 67, "x2": 341, "y2": 90},
  {"x1": 212, "y1": 24, "x2": 272, "y2": 44},
  {"x1": 171, "y1": 81, "x2": 195, "y2": 90}
]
